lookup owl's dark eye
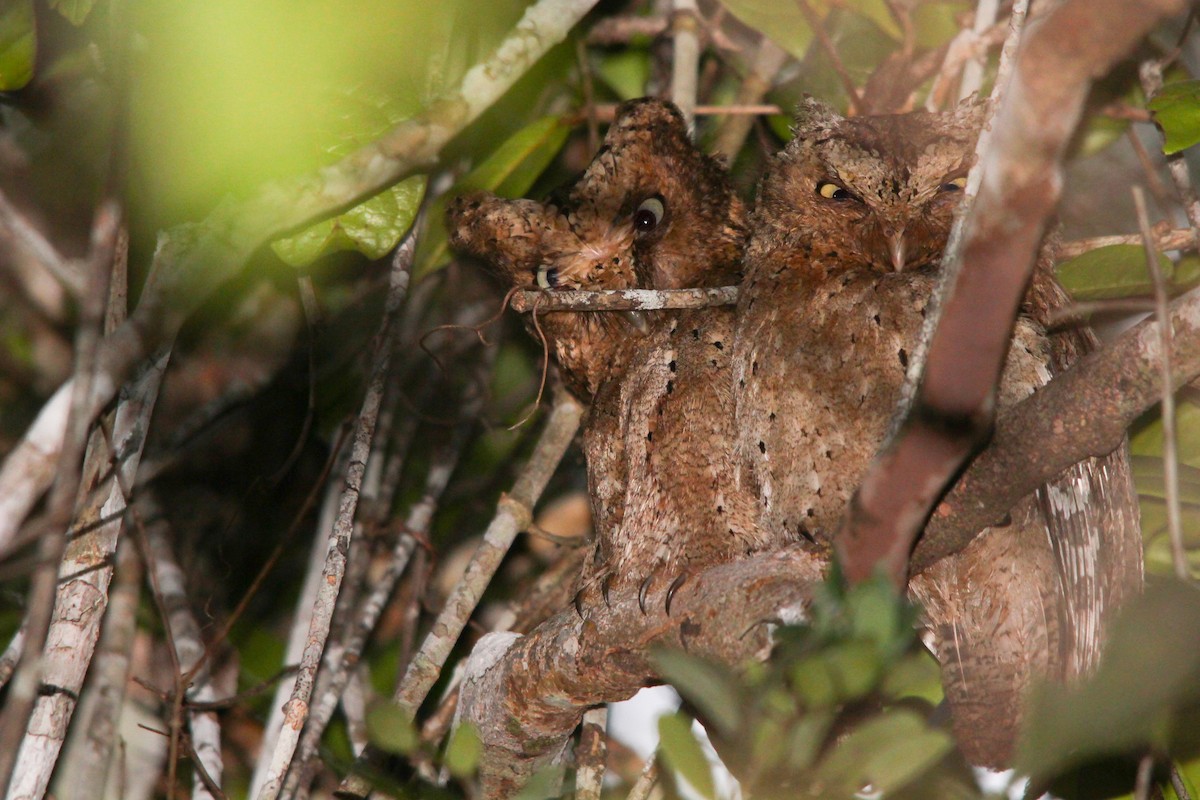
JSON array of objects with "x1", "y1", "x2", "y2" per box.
[
  {"x1": 938, "y1": 176, "x2": 967, "y2": 192},
  {"x1": 536, "y1": 266, "x2": 559, "y2": 289},
  {"x1": 816, "y1": 181, "x2": 852, "y2": 200},
  {"x1": 634, "y1": 196, "x2": 666, "y2": 234}
]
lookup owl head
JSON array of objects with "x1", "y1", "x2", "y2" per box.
[
  {"x1": 448, "y1": 97, "x2": 745, "y2": 296},
  {"x1": 750, "y1": 96, "x2": 986, "y2": 274}
]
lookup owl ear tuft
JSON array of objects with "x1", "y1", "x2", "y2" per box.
[
  {"x1": 791, "y1": 96, "x2": 844, "y2": 138},
  {"x1": 610, "y1": 97, "x2": 689, "y2": 140}
]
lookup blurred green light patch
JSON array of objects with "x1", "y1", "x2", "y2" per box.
[{"x1": 128, "y1": 0, "x2": 524, "y2": 228}]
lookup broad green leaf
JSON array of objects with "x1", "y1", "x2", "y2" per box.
[
  {"x1": 847, "y1": 578, "x2": 902, "y2": 651},
  {"x1": 0, "y1": 0, "x2": 34, "y2": 91},
  {"x1": 913, "y1": 1, "x2": 969, "y2": 49},
  {"x1": 596, "y1": 49, "x2": 651, "y2": 101},
  {"x1": 1130, "y1": 400, "x2": 1200, "y2": 469},
  {"x1": 366, "y1": 702, "x2": 418, "y2": 754},
  {"x1": 49, "y1": 0, "x2": 96, "y2": 25},
  {"x1": 1148, "y1": 80, "x2": 1200, "y2": 155},
  {"x1": 444, "y1": 722, "x2": 481, "y2": 779},
  {"x1": 717, "y1": 0, "x2": 816, "y2": 60},
  {"x1": 1056, "y1": 244, "x2": 1178, "y2": 301},
  {"x1": 273, "y1": 176, "x2": 426, "y2": 267},
  {"x1": 652, "y1": 650, "x2": 742, "y2": 736},
  {"x1": 272, "y1": 89, "x2": 427, "y2": 267},
  {"x1": 658, "y1": 713, "x2": 716, "y2": 800},
  {"x1": 791, "y1": 656, "x2": 838, "y2": 707},
  {"x1": 815, "y1": 710, "x2": 952, "y2": 794},
  {"x1": 415, "y1": 115, "x2": 572, "y2": 279},
  {"x1": 824, "y1": 641, "x2": 881, "y2": 701},
  {"x1": 881, "y1": 651, "x2": 944, "y2": 703},
  {"x1": 1017, "y1": 581, "x2": 1200, "y2": 781}
]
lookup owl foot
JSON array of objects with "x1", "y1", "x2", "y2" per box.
[{"x1": 665, "y1": 571, "x2": 690, "y2": 616}]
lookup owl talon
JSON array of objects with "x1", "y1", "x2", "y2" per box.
[
  {"x1": 573, "y1": 589, "x2": 585, "y2": 619},
  {"x1": 665, "y1": 572, "x2": 689, "y2": 616},
  {"x1": 638, "y1": 573, "x2": 655, "y2": 614},
  {"x1": 601, "y1": 575, "x2": 615, "y2": 608}
]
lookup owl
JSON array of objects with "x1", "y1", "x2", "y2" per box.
[
  {"x1": 449, "y1": 98, "x2": 783, "y2": 609},
  {"x1": 733, "y1": 97, "x2": 1143, "y2": 766}
]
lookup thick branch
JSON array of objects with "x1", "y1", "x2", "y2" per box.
[
  {"x1": 458, "y1": 547, "x2": 825, "y2": 798},
  {"x1": 913, "y1": 282, "x2": 1200, "y2": 571},
  {"x1": 837, "y1": 0, "x2": 1188, "y2": 584}
]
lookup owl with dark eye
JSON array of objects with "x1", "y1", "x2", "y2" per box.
[
  {"x1": 449, "y1": 98, "x2": 796, "y2": 612},
  {"x1": 732, "y1": 96, "x2": 1143, "y2": 766}
]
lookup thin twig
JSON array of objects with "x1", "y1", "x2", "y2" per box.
[
  {"x1": 794, "y1": 0, "x2": 863, "y2": 114},
  {"x1": 713, "y1": 38, "x2": 789, "y2": 160},
  {"x1": 575, "y1": 707, "x2": 609, "y2": 800},
  {"x1": 1140, "y1": 57, "x2": 1200, "y2": 253},
  {"x1": 337, "y1": 387, "x2": 584, "y2": 797},
  {"x1": 626, "y1": 752, "x2": 659, "y2": 800},
  {"x1": 1135, "y1": 187, "x2": 1188, "y2": 580},
  {"x1": 1135, "y1": 753, "x2": 1155, "y2": 800},
  {"x1": 0, "y1": 186, "x2": 84, "y2": 296},
  {"x1": 1058, "y1": 226, "x2": 1198, "y2": 258},
  {"x1": 959, "y1": 0, "x2": 1000, "y2": 100},
  {"x1": 254, "y1": 234, "x2": 416, "y2": 800},
  {"x1": 510, "y1": 286, "x2": 737, "y2": 313},
  {"x1": 671, "y1": 0, "x2": 701, "y2": 128}
]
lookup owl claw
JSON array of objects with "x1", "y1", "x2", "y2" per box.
[
  {"x1": 601, "y1": 575, "x2": 615, "y2": 608},
  {"x1": 638, "y1": 573, "x2": 655, "y2": 614},
  {"x1": 665, "y1": 572, "x2": 689, "y2": 616},
  {"x1": 573, "y1": 589, "x2": 585, "y2": 619}
]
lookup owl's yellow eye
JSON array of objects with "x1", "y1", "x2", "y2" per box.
[
  {"x1": 939, "y1": 176, "x2": 968, "y2": 192},
  {"x1": 634, "y1": 197, "x2": 666, "y2": 234},
  {"x1": 817, "y1": 181, "x2": 851, "y2": 200}
]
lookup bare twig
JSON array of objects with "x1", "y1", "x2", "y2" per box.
[
  {"x1": 1135, "y1": 187, "x2": 1187, "y2": 580},
  {"x1": 0, "y1": 186, "x2": 84, "y2": 296},
  {"x1": 337, "y1": 387, "x2": 584, "y2": 797},
  {"x1": 713, "y1": 38, "x2": 789, "y2": 160},
  {"x1": 575, "y1": 707, "x2": 609, "y2": 800},
  {"x1": 510, "y1": 286, "x2": 738, "y2": 313},
  {"x1": 1058, "y1": 225, "x2": 1198, "y2": 258},
  {"x1": 671, "y1": 0, "x2": 701, "y2": 127},
  {"x1": 794, "y1": 0, "x2": 862, "y2": 114},
  {"x1": 626, "y1": 753, "x2": 659, "y2": 800},
  {"x1": 254, "y1": 235, "x2": 416, "y2": 800},
  {"x1": 1135, "y1": 754, "x2": 1155, "y2": 800},
  {"x1": 959, "y1": 0, "x2": 1000, "y2": 100}
]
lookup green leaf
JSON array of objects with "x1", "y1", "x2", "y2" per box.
[
  {"x1": 366, "y1": 702, "x2": 418, "y2": 754},
  {"x1": 824, "y1": 641, "x2": 882, "y2": 701},
  {"x1": 652, "y1": 650, "x2": 742, "y2": 736},
  {"x1": 0, "y1": 0, "x2": 34, "y2": 91},
  {"x1": 716, "y1": 0, "x2": 815, "y2": 60},
  {"x1": 49, "y1": 0, "x2": 97, "y2": 25},
  {"x1": 913, "y1": 2, "x2": 969, "y2": 49},
  {"x1": 815, "y1": 710, "x2": 953, "y2": 794},
  {"x1": 847, "y1": 578, "x2": 901, "y2": 651},
  {"x1": 1131, "y1": 400, "x2": 1200, "y2": 470},
  {"x1": 1017, "y1": 581, "x2": 1200, "y2": 781},
  {"x1": 415, "y1": 115, "x2": 572, "y2": 279},
  {"x1": 1056, "y1": 244, "x2": 1178, "y2": 301},
  {"x1": 657, "y1": 713, "x2": 716, "y2": 800},
  {"x1": 443, "y1": 722, "x2": 481, "y2": 779},
  {"x1": 270, "y1": 88, "x2": 427, "y2": 268},
  {"x1": 1148, "y1": 80, "x2": 1200, "y2": 155},
  {"x1": 596, "y1": 49, "x2": 651, "y2": 101}
]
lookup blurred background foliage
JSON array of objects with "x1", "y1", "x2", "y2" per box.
[{"x1": 1, "y1": 0, "x2": 1199, "y2": 798}]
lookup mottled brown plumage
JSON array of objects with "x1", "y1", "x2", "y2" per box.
[
  {"x1": 733, "y1": 97, "x2": 1142, "y2": 766},
  {"x1": 448, "y1": 98, "x2": 777, "y2": 606}
]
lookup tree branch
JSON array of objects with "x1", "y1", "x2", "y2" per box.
[{"x1": 837, "y1": 0, "x2": 1189, "y2": 584}]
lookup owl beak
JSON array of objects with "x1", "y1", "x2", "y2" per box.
[{"x1": 888, "y1": 231, "x2": 907, "y2": 272}]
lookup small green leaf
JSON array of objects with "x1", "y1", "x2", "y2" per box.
[
  {"x1": 847, "y1": 578, "x2": 901, "y2": 651},
  {"x1": 815, "y1": 710, "x2": 952, "y2": 794},
  {"x1": 657, "y1": 713, "x2": 716, "y2": 800},
  {"x1": 271, "y1": 88, "x2": 427, "y2": 268},
  {"x1": 0, "y1": 0, "x2": 34, "y2": 91},
  {"x1": 1056, "y1": 244, "x2": 1177, "y2": 301},
  {"x1": 273, "y1": 175, "x2": 426, "y2": 268},
  {"x1": 1149, "y1": 80, "x2": 1200, "y2": 155},
  {"x1": 444, "y1": 722, "x2": 481, "y2": 779},
  {"x1": 791, "y1": 656, "x2": 838, "y2": 708},
  {"x1": 366, "y1": 702, "x2": 418, "y2": 755},
  {"x1": 1131, "y1": 400, "x2": 1200, "y2": 470},
  {"x1": 596, "y1": 49, "x2": 651, "y2": 101},
  {"x1": 824, "y1": 641, "x2": 882, "y2": 701},
  {"x1": 416, "y1": 114, "x2": 572, "y2": 279},
  {"x1": 652, "y1": 650, "x2": 742, "y2": 736},
  {"x1": 716, "y1": 0, "x2": 815, "y2": 60},
  {"x1": 49, "y1": 0, "x2": 96, "y2": 25}
]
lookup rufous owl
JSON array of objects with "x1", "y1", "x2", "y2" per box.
[
  {"x1": 448, "y1": 98, "x2": 789, "y2": 611},
  {"x1": 733, "y1": 97, "x2": 1143, "y2": 766}
]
